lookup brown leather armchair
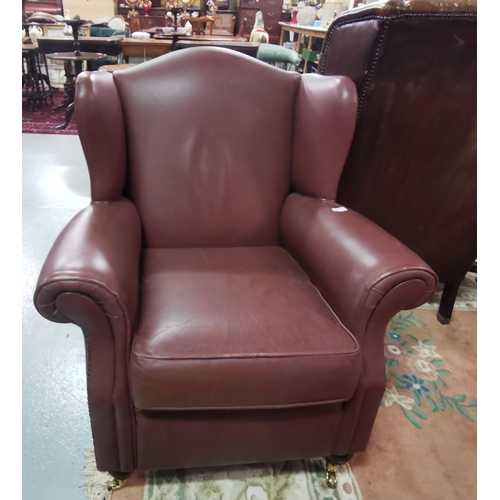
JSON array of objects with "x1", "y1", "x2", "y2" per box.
[
  {"x1": 33, "y1": 48, "x2": 438, "y2": 491},
  {"x1": 319, "y1": 0, "x2": 477, "y2": 324}
]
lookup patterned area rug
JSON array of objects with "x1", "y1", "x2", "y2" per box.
[
  {"x1": 350, "y1": 308, "x2": 476, "y2": 500},
  {"x1": 81, "y1": 300, "x2": 476, "y2": 499},
  {"x1": 81, "y1": 449, "x2": 362, "y2": 500},
  {"x1": 22, "y1": 91, "x2": 78, "y2": 135}
]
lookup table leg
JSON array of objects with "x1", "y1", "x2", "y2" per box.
[
  {"x1": 279, "y1": 28, "x2": 285, "y2": 46},
  {"x1": 55, "y1": 101, "x2": 75, "y2": 131},
  {"x1": 42, "y1": 54, "x2": 55, "y2": 102},
  {"x1": 54, "y1": 60, "x2": 82, "y2": 129},
  {"x1": 304, "y1": 35, "x2": 313, "y2": 73}
]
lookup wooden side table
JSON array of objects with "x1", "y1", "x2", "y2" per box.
[
  {"x1": 278, "y1": 22, "x2": 328, "y2": 72},
  {"x1": 46, "y1": 52, "x2": 107, "y2": 130}
]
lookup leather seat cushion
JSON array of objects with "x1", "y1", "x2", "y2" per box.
[{"x1": 130, "y1": 247, "x2": 361, "y2": 410}]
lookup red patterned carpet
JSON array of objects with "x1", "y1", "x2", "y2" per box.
[{"x1": 22, "y1": 91, "x2": 78, "y2": 135}]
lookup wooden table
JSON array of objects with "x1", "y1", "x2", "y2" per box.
[
  {"x1": 36, "y1": 36, "x2": 123, "y2": 57},
  {"x1": 46, "y1": 52, "x2": 107, "y2": 130},
  {"x1": 122, "y1": 35, "x2": 248, "y2": 62},
  {"x1": 144, "y1": 27, "x2": 234, "y2": 37},
  {"x1": 121, "y1": 38, "x2": 173, "y2": 61},
  {"x1": 278, "y1": 22, "x2": 328, "y2": 72}
]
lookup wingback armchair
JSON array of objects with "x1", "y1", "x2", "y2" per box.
[
  {"x1": 33, "y1": 48, "x2": 438, "y2": 491},
  {"x1": 319, "y1": 0, "x2": 476, "y2": 324}
]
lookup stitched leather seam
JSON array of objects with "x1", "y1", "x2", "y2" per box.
[
  {"x1": 356, "y1": 21, "x2": 389, "y2": 119},
  {"x1": 354, "y1": 269, "x2": 438, "y2": 335},
  {"x1": 132, "y1": 350, "x2": 361, "y2": 360},
  {"x1": 134, "y1": 398, "x2": 347, "y2": 412},
  {"x1": 35, "y1": 277, "x2": 134, "y2": 471},
  {"x1": 339, "y1": 278, "x2": 428, "y2": 455}
]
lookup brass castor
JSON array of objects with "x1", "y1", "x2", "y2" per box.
[
  {"x1": 106, "y1": 477, "x2": 127, "y2": 492},
  {"x1": 326, "y1": 463, "x2": 338, "y2": 489}
]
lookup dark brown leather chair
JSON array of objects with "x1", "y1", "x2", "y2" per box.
[
  {"x1": 33, "y1": 48, "x2": 438, "y2": 491},
  {"x1": 319, "y1": 0, "x2": 477, "y2": 324}
]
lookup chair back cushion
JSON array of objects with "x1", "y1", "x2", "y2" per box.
[{"x1": 113, "y1": 48, "x2": 300, "y2": 248}]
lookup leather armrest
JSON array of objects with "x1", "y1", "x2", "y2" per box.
[
  {"x1": 33, "y1": 197, "x2": 141, "y2": 472},
  {"x1": 34, "y1": 198, "x2": 142, "y2": 338},
  {"x1": 280, "y1": 193, "x2": 438, "y2": 340}
]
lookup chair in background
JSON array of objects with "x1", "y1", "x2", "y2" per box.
[
  {"x1": 257, "y1": 44, "x2": 300, "y2": 70},
  {"x1": 188, "y1": 16, "x2": 215, "y2": 35},
  {"x1": 319, "y1": 0, "x2": 476, "y2": 324},
  {"x1": 87, "y1": 26, "x2": 127, "y2": 71},
  {"x1": 175, "y1": 40, "x2": 259, "y2": 57},
  {"x1": 34, "y1": 48, "x2": 437, "y2": 492}
]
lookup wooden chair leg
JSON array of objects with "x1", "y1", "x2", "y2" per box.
[{"x1": 437, "y1": 282, "x2": 461, "y2": 325}]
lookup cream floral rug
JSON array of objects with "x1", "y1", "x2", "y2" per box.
[{"x1": 81, "y1": 447, "x2": 362, "y2": 500}]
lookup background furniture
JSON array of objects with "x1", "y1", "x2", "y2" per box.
[
  {"x1": 46, "y1": 52, "x2": 107, "y2": 129},
  {"x1": 37, "y1": 36, "x2": 123, "y2": 56},
  {"x1": 44, "y1": 18, "x2": 107, "y2": 129},
  {"x1": 39, "y1": 23, "x2": 92, "y2": 37},
  {"x1": 238, "y1": 0, "x2": 283, "y2": 44},
  {"x1": 319, "y1": 0, "x2": 476, "y2": 324},
  {"x1": 34, "y1": 47, "x2": 437, "y2": 491},
  {"x1": 121, "y1": 37, "x2": 172, "y2": 60},
  {"x1": 37, "y1": 35, "x2": 122, "y2": 87},
  {"x1": 22, "y1": 44, "x2": 53, "y2": 110},
  {"x1": 256, "y1": 43, "x2": 300, "y2": 68},
  {"x1": 279, "y1": 22, "x2": 327, "y2": 73},
  {"x1": 176, "y1": 39, "x2": 259, "y2": 56},
  {"x1": 188, "y1": 16, "x2": 215, "y2": 34},
  {"x1": 24, "y1": 0, "x2": 63, "y2": 15},
  {"x1": 121, "y1": 34, "x2": 247, "y2": 61},
  {"x1": 88, "y1": 26, "x2": 127, "y2": 70}
]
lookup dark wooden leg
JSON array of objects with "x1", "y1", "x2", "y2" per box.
[
  {"x1": 437, "y1": 282, "x2": 461, "y2": 325},
  {"x1": 53, "y1": 63, "x2": 74, "y2": 112},
  {"x1": 325, "y1": 453, "x2": 353, "y2": 488},
  {"x1": 55, "y1": 101, "x2": 75, "y2": 130},
  {"x1": 107, "y1": 471, "x2": 132, "y2": 492}
]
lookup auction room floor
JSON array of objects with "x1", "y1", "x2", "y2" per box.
[{"x1": 23, "y1": 134, "x2": 91, "y2": 500}]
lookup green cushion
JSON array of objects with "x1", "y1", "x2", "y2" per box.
[
  {"x1": 88, "y1": 27, "x2": 126, "y2": 70},
  {"x1": 257, "y1": 44, "x2": 300, "y2": 65},
  {"x1": 90, "y1": 27, "x2": 126, "y2": 37}
]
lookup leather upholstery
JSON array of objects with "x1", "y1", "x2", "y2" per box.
[
  {"x1": 76, "y1": 72, "x2": 127, "y2": 202},
  {"x1": 34, "y1": 198, "x2": 141, "y2": 471},
  {"x1": 34, "y1": 47, "x2": 438, "y2": 474},
  {"x1": 292, "y1": 74, "x2": 358, "y2": 200},
  {"x1": 281, "y1": 194, "x2": 438, "y2": 338},
  {"x1": 320, "y1": 0, "x2": 477, "y2": 288},
  {"x1": 130, "y1": 247, "x2": 361, "y2": 410},
  {"x1": 135, "y1": 404, "x2": 343, "y2": 471},
  {"x1": 113, "y1": 48, "x2": 300, "y2": 248}
]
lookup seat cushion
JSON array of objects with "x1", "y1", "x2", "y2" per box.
[{"x1": 130, "y1": 247, "x2": 361, "y2": 410}]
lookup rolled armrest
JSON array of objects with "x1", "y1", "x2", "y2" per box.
[
  {"x1": 34, "y1": 197, "x2": 142, "y2": 337},
  {"x1": 280, "y1": 193, "x2": 438, "y2": 340}
]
